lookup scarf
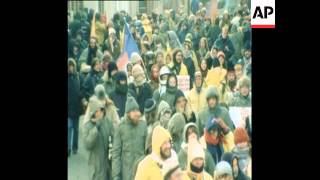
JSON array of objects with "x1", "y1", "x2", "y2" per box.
[
  {"x1": 187, "y1": 171, "x2": 205, "y2": 180},
  {"x1": 166, "y1": 86, "x2": 177, "y2": 94},
  {"x1": 204, "y1": 129, "x2": 221, "y2": 145}
]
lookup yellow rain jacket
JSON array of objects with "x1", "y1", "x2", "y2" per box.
[{"x1": 135, "y1": 126, "x2": 172, "y2": 180}]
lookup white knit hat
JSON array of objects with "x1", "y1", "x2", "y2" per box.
[
  {"x1": 130, "y1": 52, "x2": 142, "y2": 65},
  {"x1": 108, "y1": 27, "x2": 116, "y2": 35}
]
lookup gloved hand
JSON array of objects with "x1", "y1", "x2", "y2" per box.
[{"x1": 215, "y1": 117, "x2": 229, "y2": 135}]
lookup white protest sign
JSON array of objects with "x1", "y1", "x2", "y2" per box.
[
  {"x1": 177, "y1": 75, "x2": 190, "y2": 94},
  {"x1": 229, "y1": 107, "x2": 251, "y2": 128}
]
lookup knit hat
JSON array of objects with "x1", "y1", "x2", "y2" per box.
[
  {"x1": 94, "y1": 84, "x2": 108, "y2": 100},
  {"x1": 168, "y1": 113, "x2": 186, "y2": 137},
  {"x1": 234, "y1": 127, "x2": 250, "y2": 145},
  {"x1": 130, "y1": 52, "x2": 143, "y2": 65},
  {"x1": 186, "y1": 140, "x2": 206, "y2": 173},
  {"x1": 88, "y1": 96, "x2": 105, "y2": 118},
  {"x1": 238, "y1": 76, "x2": 251, "y2": 88},
  {"x1": 214, "y1": 161, "x2": 233, "y2": 177},
  {"x1": 194, "y1": 71, "x2": 202, "y2": 79},
  {"x1": 157, "y1": 100, "x2": 172, "y2": 129},
  {"x1": 144, "y1": 98, "x2": 157, "y2": 113},
  {"x1": 184, "y1": 38, "x2": 192, "y2": 49},
  {"x1": 201, "y1": 7, "x2": 207, "y2": 13},
  {"x1": 125, "y1": 96, "x2": 140, "y2": 113},
  {"x1": 188, "y1": 141, "x2": 205, "y2": 163},
  {"x1": 108, "y1": 27, "x2": 116, "y2": 35},
  {"x1": 206, "y1": 86, "x2": 219, "y2": 102},
  {"x1": 185, "y1": 33, "x2": 193, "y2": 41},
  {"x1": 217, "y1": 51, "x2": 225, "y2": 59},
  {"x1": 184, "y1": 38, "x2": 192, "y2": 45}
]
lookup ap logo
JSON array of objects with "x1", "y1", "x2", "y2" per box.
[{"x1": 251, "y1": 0, "x2": 275, "y2": 28}]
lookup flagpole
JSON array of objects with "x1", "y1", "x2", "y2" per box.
[{"x1": 139, "y1": 52, "x2": 149, "y2": 82}]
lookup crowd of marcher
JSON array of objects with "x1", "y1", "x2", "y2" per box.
[{"x1": 68, "y1": 0, "x2": 252, "y2": 179}]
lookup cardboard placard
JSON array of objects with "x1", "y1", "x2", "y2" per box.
[
  {"x1": 229, "y1": 107, "x2": 252, "y2": 128},
  {"x1": 177, "y1": 75, "x2": 190, "y2": 94}
]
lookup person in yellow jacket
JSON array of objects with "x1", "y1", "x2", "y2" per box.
[
  {"x1": 182, "y1": 140, "x2": 213, "y2": 180},
  {"x1": 205, "y1": 51, "x2": 227, "y2": 88},
  {"x1": 135, "y1": 125, "x2": 174, "y2": 180},
  {"x1": 141, "y1": 13, "x2": 153, "y2": 42},
  {"x1": 165, "y1": 42, "x2": 175, "y2": 69},
  {"x1": 187, "y1": 71, "x2": 207, "y2": 115},
  {"x1": 171, "y1": 49, "x2": 189, "y2": 76},
  {"x1": 94, "y1": 13, "x2": 106, "y2": 46}
]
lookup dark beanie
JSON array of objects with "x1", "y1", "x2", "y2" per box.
[
  {"x1": 114, "y1": 71, "x2": 127, "y2": 82},
  {"x1": 144, "y1": 98, "x2": 156, "y2": 113}
]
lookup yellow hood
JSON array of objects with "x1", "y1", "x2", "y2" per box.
[{"x1": 152, "y1": 125, "x2": 172, "y2": 157}]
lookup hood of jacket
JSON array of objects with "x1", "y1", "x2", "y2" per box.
[
  {"x1": 152, "y1": 125, "x2": 172, "y2": 157},
  {"x1": 182, "y1": 122, "x2": 199, "y2": 144},
  {"x1": 206, "y1": 86, "x2": 220, "y2": 102},
  {"x1": 168, "y1": 113, "x2": 186, "y2": 139},
  {"x1": 221, "y1": 152, "x2": 248, "y2": 179},
  {"x1": 68, "y1": 58, "x2": 78, "y2": 74},
  {"x1": 166, "y1": 74, "x2": 178, "y2": 94},
  {"x1": 157, "y1": 100, "x2": 171, "y2": 118},
  {"x1": 114, "y1": 71, "x2": 128, "y2": 94},
  {"x1": 205, "y1": 86, "x2": 220, "y2": 111},
  {"x1": 173, "y1": 90, "x2": 186, "y2": 109},
  {"x1": 157, "y1": 100, "x2": 172, "y2": 129}
]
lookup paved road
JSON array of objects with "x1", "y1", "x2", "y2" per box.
[{"x1": 68, "y1": 117, "x2": 89, "y2": 180}]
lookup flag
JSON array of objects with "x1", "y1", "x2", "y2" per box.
[
  {"x1": 117, "y1": 20, "x2": 140, "y2": 70},
  {"x1": 90, "y1": 11, "x2": 97, "y2": 38}
]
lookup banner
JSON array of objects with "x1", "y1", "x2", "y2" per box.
[
  {"x1": 177, "y1": 75, "x2": 190, "y2": 94},
  {"x1": 229, "y1": 107, "x2": 251, "y2": 128}
]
